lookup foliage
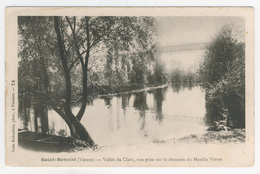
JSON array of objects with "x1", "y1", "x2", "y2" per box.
[
  {"x1": 147, "y1": 56, "x2": 168, "y2": 85},
  {"x1": 199, "y1": 25, "x2": 245, "y2": 129},
  {"x1": 18, "y1": 16, "x2": 162, "y2": 144}
]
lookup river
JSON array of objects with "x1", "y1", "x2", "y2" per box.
[{"x1": 47, "y1": 82, "x2": 207, "y2": 145}]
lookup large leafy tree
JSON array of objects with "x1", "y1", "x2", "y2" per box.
[
  {"x1": 199, "y1": 25, "x2": 243, "y2": 88},
  {"x1": 199, "y1": 25, "x2": 245, "y2": 128},
  {"x1": 18, "y1": 16, "x2": 158, "y2": 147}
]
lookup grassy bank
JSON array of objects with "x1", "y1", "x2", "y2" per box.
[
  {"x1": 154, "y1": 129, "x2": 245, "y2": 144},
  {"x1": 69, "y1": 129, "x2": 246, "y2": 153}
]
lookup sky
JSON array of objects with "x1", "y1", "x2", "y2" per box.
[
  {"x1": 157, "y1": 16, "x2": 245, "y2": 72},
  {"x1": 157, "y1": 16, "x2": 245, "y2": 47}
]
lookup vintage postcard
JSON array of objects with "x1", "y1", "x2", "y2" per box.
[{"x1": 5, "y1": 7, "x2": 254, "y2": 167}]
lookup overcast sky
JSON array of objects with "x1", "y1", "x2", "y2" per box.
[
  {"x1": 157, "y1": 16, "x2": 245, "y2": 47},
  {"x1": 157, "y1": 16, "x2": 245, "y2": 72}
]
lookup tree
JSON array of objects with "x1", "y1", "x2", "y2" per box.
[
  {"x1": 199, "y1": 25, "x2": 245, "y2": 129},
  {"x1": 18, "y1": 16, "x2": 158, "y2": 147},
  {"x1": 199, "y1": 25, "x2": 242, "y2": 88}
]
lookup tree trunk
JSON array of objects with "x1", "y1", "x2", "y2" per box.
[
  {"x1": 23, "y1": 104, "x2": 29, "y2": 130},
  {"x1": 65, "y1": 115, "x2": 95, "y2": 147},
  {"x1": 34, "y1": 109, "x2": 38, "y2": 133},
  {"x1": 41, "y1": 107, "x2": 49, "y2": 134},
  {"x1": 54, "y1": 16, "x2": 95, "y2": 148},
  {"x1": 50, "y1": 100, "x2": 96, "y2": 148}
]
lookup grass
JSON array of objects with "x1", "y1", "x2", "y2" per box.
[{"x1": 177, "y1": 129, "x2": 245, "y2": 144}]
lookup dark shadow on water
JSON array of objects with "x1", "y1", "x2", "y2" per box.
[
  {"x1": 122, "y1": 93, "x2": 132, "y2": 122},
  {"x1": 122, "y1": 93, "x2": 132, "y2": 110},
  {"x1": 152, "y1": 88, "x2": 164, "y2": 123},
  {"x1": 103, "y1": 96, "x2": 112, "y2": 106},
  {"x1": 133, "y1": 92, "x2": 148, "y2": 130}
]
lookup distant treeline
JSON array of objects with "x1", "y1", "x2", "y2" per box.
[
  {"x1": 85, "y1": 51, "x2": 168, "y2": 97},
  {"x1": 169, "y1": 69, "x2": 200, "y2": 82}
]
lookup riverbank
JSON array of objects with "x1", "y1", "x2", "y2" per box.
[
  {"x1": 68, "y1": 129, "x2": 245, "y2": 152},
  {"x1": 153, "y1": 128, "x2": 245, "y2": 145},
  {"x1": 18, "y1": 128, "x2": 246, "y2": 153}
]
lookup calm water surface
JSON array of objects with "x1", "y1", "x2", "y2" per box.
[{"x1": 48, "y1": 82, "x2": 207, "y2": 145}]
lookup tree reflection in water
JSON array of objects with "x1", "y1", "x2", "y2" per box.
[
  {"x1": 20, "y1": 81, "x2": 206, "y2": 145},
  {"x1": 133, "y1": 92, "x2": 148, "y2": 132},
  {"x1": 103, "y1": 97, "x2": 114, "y2": 131},
  {"x1": 121, "y1": 94, "x2": 132, "y2": 122},
  {"x1": 153, "y1": 88, "x2": 164, "y2": 123}
]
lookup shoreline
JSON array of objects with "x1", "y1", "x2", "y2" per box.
[
  {"x1": 70, "y1": 128, "x2": 246, "y2": 152},
  {"x1": 152, "y1": 128, "x2": 245, "y2": 145},
  {"x1": 18, "y1": 128, "x2": 245, "y2": 153}
]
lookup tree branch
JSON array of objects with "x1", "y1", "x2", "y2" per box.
[
  {"x1": 54, "y1": 16, "x2": 75, "y2": 119},
  {"x1": 66, "y1": 16, "x2": 88, "y2": 121},
  {"x1": 68, "y1": 57, "x2": 80, "y2": 72}
]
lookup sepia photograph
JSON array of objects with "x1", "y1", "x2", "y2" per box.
[{"x1": 5, "y1": 7, "x2": 254, "y2": 167}]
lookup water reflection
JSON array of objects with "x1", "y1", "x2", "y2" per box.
[
  {"x1": 153, "y1": 88, "x2": 164, "y2": 123},
  {"x1": 103, "y1": 97, "x2": 111, "y2": 106},
  {"x1": 172, "y1": 82, "x2": 182, "y2": 93},
  {"x1": 122, "y1": 94, "x2": 131, "y2": 109},
  {"x1": 20, "y1": 82, "x2": 207, "y2": 145},
  {"x1": 133, "y1": 92, "x2": 148, "y2": 130},
  {"x1": 122, "y1": 94, "x2": 131, "y2": 122}
]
